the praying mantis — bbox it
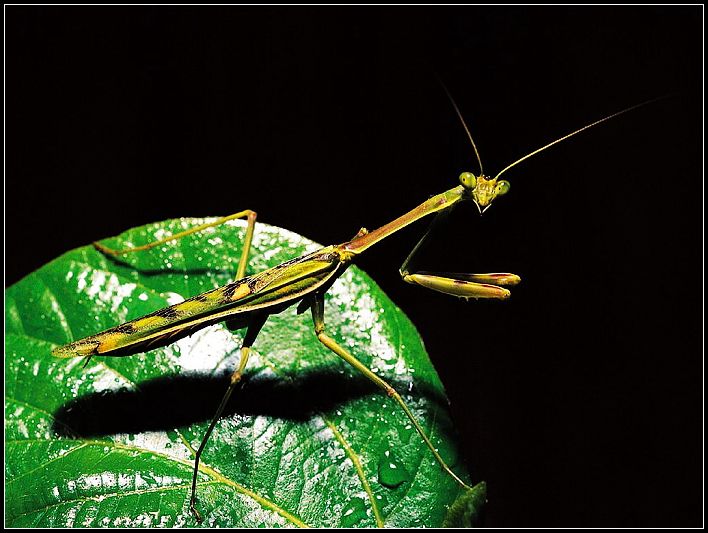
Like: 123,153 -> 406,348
51,89 -> 658,522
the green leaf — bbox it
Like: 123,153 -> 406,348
5,218 -> 484,528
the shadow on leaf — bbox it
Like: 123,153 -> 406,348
99,251 -> 236,279
52,368 -> 449,439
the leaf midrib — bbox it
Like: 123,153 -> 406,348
6,434 -> 311,528
7,284 -> 310,527
257,352 -> 385,527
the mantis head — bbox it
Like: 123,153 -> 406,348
441,85 -> 510,214
442,82 -> 660,218
458,172 -> 510,214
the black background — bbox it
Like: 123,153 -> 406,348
6,6 -> 702,527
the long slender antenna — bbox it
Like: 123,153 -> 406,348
439,80 -> 485,176
494,96 -> 668,181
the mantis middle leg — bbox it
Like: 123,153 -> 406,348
310,293 -> 472,491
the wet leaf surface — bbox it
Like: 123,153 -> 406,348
5,218 -> 484,527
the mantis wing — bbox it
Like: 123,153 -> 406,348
51,247 -> 344,358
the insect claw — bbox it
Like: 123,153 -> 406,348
190,498 -> 203,523
82,355 -> 93,368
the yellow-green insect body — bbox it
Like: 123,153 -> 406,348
52,246 -> 348,359
49,90 -> 658,522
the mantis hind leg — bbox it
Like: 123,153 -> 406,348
188,314 -> 267,523
94,209 -> 258,282
309,294 -> 472,491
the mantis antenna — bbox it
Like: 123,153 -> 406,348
440,81 -> 485,176
494,96 -> 668,181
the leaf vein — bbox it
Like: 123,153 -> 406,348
385,404 -> 439,520
9,480 -> 214,524
257,351 -> 382,527
6,396 -> 75,435
8,437 -> 310,528
6,443 -> 88,486
324,418 -> 383,527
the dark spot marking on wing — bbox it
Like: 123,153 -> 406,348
155,306 -> 181,319
220,282 -> 239,301
248,277 -> 263,292
114,323 -> 137,334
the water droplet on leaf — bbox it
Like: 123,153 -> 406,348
340,497 -> 367,527
378,450 -> 409,488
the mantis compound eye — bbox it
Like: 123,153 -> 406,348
459,172 -> 477,189
495,180 -> 511,196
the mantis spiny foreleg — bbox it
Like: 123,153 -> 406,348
398,210 -> 520,300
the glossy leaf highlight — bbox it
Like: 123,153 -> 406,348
5,218 -> 484,527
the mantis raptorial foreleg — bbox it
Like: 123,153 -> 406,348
189,313 -> 268,523
310,293 -> 472,491
402,271 -> 520,299
398,209 -> 520,299
94,209 -> 258,281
